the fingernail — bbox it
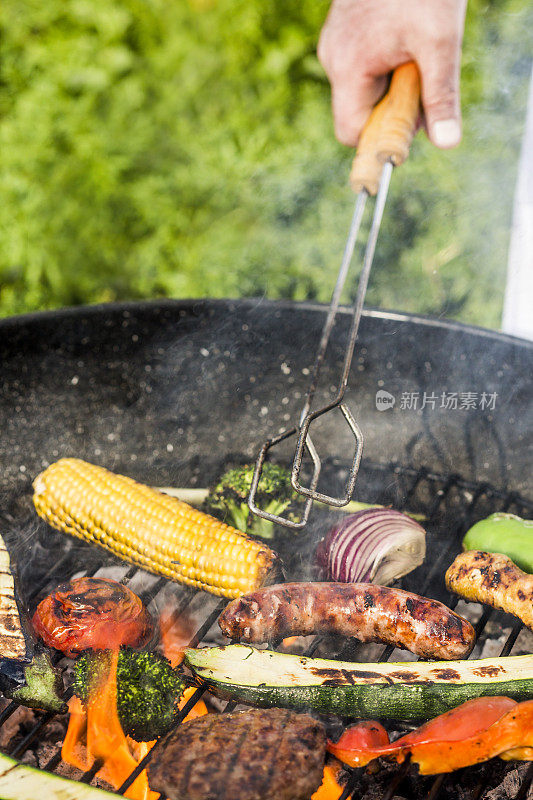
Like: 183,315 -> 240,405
432,119 -> 461,148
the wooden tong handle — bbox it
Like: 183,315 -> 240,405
350,62 -> 421,195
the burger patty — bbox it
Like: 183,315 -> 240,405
147,707 -> 326,800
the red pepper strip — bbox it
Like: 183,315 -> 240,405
393,696 -> 517,748
408,700 -> 533,774
332,721 -> 391,751
328,697 -> 517,769
326,721 -> 390,768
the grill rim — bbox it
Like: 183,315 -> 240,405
1,297 -> 532,350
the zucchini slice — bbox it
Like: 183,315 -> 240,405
0,752 -> 117,799
0,532 -> 65,712
185,645 -> 533,721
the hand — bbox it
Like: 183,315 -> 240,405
318,0 -> 467,149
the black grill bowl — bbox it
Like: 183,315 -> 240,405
0,298 -> 531,800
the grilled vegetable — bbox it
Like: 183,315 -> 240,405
185,645 -> 533,721
0,531 -> 65,713
446,551 -> 533,630
0,532 -> 29,662
0,751 -> 118,799
72,647 -> 185,741
32,577 -> 153,657
203,463 -> 302,539
328,696 -> 533,773
219,582 -> 475,660
331,720 -> 391,758
33,458 -> 279,599
159,486 -> 426,521
462,514 -> 533,573
311,764 -> 344,800
316,509 -> 426,585
7,651 -> 66,713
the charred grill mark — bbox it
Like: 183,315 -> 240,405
479,564 -> 502,589
312,667 -> 393,685
178,710 -> 217,798
430,668 -> 461,680
352,670 -> 393,683
428,613 -> 474,648
404,596 -> 441,620
389,671 -> 420,681
234,598 -> 259,619
261,708 -> 292,799
52,597 -> 66,619
280,587 -> 295,604
364,592 -> 375,609
311,668 -> 345,682
472,666 -> 505,677
221,714 -> 263,800
341,669 -> 356,685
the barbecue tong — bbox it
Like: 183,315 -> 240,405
249,63 -> 421,529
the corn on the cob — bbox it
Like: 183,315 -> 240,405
33,458 -> 279,599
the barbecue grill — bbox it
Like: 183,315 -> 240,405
0,298 -> 532,799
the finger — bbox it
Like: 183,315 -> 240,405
416,42 -> 462,148
330,72 -> 388,147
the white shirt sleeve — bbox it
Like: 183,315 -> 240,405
502,65 -> 533,341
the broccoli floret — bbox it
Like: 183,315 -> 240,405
203,463 -> 301,539
72,647 -> 184,742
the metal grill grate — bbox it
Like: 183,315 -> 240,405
1,460 -> 532,800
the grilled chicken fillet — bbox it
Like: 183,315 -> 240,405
147,708 -> 326,800
219,582 -> 475,660
445,550 -> 533,630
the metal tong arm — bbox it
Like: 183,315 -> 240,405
249,63 -> 421,528
299,62 -> 422,423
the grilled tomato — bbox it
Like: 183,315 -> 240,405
32,577 -> 153,656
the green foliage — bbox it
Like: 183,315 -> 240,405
0,0 -> 531,326
72,647 -> 184,742
203,462 -> 301,538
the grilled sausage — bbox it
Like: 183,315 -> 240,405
219,582 -> 475,660
445,550 -> 533,630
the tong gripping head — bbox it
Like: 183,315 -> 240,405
249,63 -> 421,528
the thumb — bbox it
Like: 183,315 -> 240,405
417,46 -> 462,149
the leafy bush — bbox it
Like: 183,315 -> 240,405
0,0 -> 531,326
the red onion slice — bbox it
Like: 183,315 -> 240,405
317,509 -> 426,585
